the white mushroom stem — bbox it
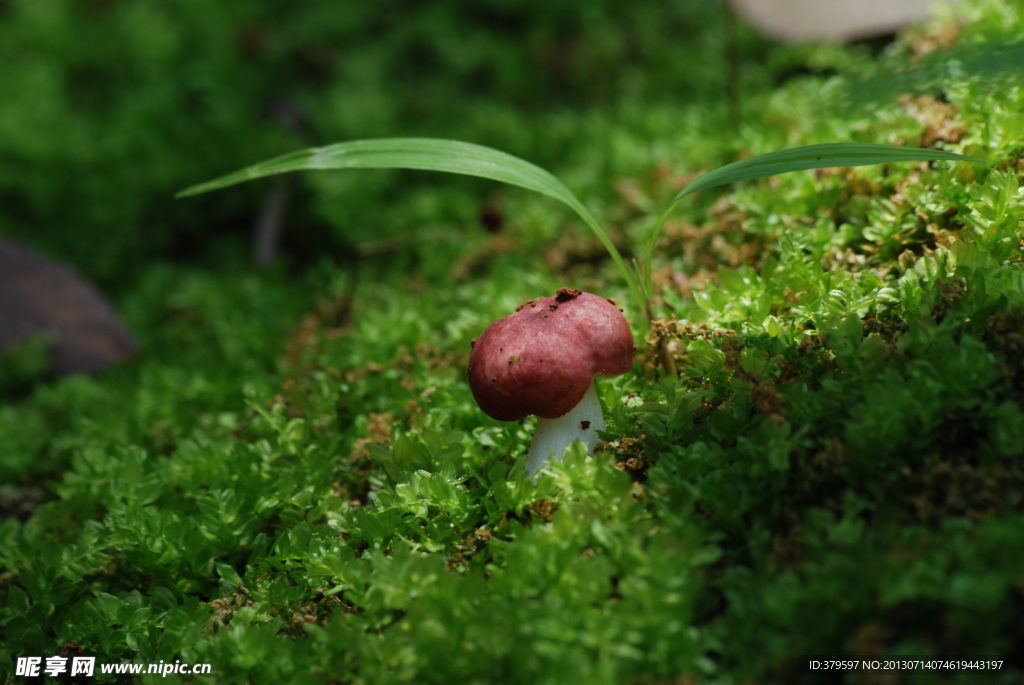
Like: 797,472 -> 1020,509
525,381 -> 605,476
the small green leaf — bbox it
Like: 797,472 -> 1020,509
215,562 -> 243,588
6,584 -> 29,612
634,402 -> 670,415
717,267 -> 747,294
762,315 -> 782,337
843,314 -> 863,345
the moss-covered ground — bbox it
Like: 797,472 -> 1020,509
2,1 -> 1024,683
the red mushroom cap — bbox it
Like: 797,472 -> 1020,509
467,288 -> 634,421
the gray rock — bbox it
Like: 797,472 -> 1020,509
729,0 -> 960,43
0,237 -> 137,375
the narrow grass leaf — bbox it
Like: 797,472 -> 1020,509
177,137 -> 641,311
672,143 -> 985,202
178,138 -> 573,206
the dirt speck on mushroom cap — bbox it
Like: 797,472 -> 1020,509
467,290 -> 633,421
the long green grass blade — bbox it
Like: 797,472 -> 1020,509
672,143 -> 985,203
177,137 -> 642,312
179,138 -> 569,204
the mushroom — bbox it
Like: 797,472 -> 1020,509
468,287 -> 634,475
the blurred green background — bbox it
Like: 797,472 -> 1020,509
0,0 -> 790,289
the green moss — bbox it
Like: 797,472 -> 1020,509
2,1 -> 1024,683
